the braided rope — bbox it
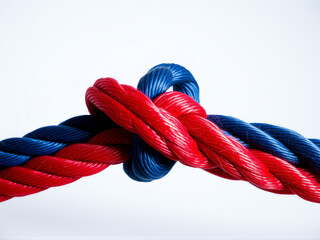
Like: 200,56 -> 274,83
209,115 -> 320,171
0,114 -> 116,167
0,128 -> 132,201
86,77 -> 320,201
0,63 -> 319,203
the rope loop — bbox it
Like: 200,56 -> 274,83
126,63 -> 200,182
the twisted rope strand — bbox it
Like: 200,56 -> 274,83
0,114 -> 115,167
209,115 -> 320,172
0,128 -> 132,201
86,78 -> 320,202
0,127 -> 319,202
0,63 -> 319,203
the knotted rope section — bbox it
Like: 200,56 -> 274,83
0,63 -> 320,203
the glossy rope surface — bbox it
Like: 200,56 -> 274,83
0,63 -> 319,203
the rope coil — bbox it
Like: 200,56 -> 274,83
0,63 -> 319,203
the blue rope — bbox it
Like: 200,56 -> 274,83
123,63 -> 200,182
252,123 -> 320,172
1,63 -> 319,181
0,114 -> 115,167
208,115 -> 320,173
123,64 -> 320,180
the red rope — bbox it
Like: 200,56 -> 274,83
0,128 -> 132,201
0,77 -> 319,203
86,78 -> 320,203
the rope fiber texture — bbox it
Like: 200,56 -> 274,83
0,63 -> 320,203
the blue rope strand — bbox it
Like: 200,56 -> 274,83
252,123 -> 320,172
123,63 -> 200,182
208,115 -> 300,164
310,139 -> 320,148
1,63 -> 319,181
0,114 -> 114,167
0,138 -> 66,156
123,63 -> 320,180
209,115 -> 320,173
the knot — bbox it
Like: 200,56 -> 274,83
1,63 -> 320,203
86,76 -> 210,168
125,64 -> 200,181
86,73 -> 285,191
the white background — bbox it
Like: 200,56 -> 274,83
0,0 -> 320,239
